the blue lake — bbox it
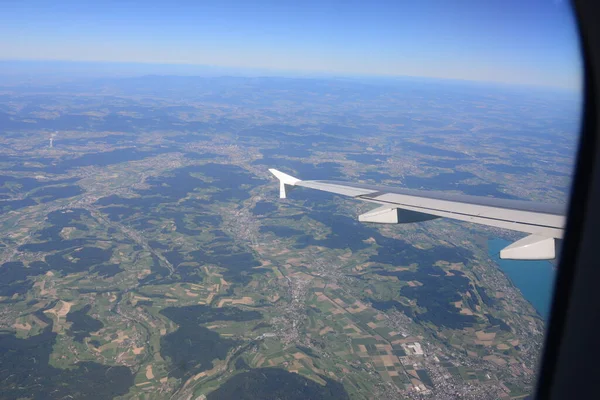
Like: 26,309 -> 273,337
488,238 -> 556,320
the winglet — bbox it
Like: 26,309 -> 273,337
269,169 -> 301,199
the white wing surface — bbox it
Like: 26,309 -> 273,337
269,168 -> 565,260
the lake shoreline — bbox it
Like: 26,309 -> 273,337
487,238 -> 556,320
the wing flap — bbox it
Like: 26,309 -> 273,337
499,235 -> 556,260
359,206 -> 439,224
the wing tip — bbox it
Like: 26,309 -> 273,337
269,168 -> 301,185
269,168 -> 301,199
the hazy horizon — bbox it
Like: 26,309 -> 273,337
0,59 -> 582,95
0,0 -> 583,90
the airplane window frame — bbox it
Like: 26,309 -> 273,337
536,0 -> 600,398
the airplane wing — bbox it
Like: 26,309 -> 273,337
269,168 -> 566,260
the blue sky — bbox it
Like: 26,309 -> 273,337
0,0 -> 582,89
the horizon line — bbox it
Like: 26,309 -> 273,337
0,58 -> 582,93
